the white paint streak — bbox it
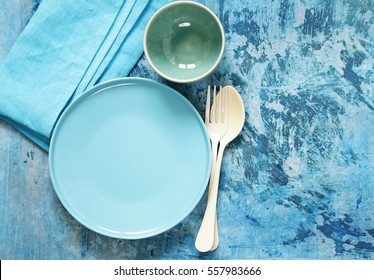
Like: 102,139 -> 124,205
284,126 -> 307,178
315,215 -> 324,226
265,100 -> 286,113
293,0 -> 306,28
274,116 -> 285,147
284,154 -> 304,178
314,40 -> 345,75
227,32 -> 249,51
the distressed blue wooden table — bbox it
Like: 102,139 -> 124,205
1,0 -> 373,259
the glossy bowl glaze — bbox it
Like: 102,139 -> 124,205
144,1 -> 225,83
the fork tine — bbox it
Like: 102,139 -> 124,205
218,86 -> 223,123
211,86 -> 216,123
205,86 -> 211,123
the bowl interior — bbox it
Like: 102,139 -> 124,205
145,2 -> 224,82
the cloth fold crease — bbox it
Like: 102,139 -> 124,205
0,0 -> 169,150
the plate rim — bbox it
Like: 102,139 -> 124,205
48,77 -> 211,239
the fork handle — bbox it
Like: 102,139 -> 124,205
195,141 -> 227,252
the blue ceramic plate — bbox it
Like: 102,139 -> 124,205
49,78 -> 211,239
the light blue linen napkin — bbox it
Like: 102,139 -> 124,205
0,0 -> 169,150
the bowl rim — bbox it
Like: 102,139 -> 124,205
143,1 -> 225,83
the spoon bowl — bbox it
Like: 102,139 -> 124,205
220,86 -> 245,144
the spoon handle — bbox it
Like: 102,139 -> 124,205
208,140 -> 219,251
195,141 -> 227,252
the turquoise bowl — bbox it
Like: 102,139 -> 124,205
144,1 -> 225,83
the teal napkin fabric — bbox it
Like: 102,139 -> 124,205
0,0 -> 169,150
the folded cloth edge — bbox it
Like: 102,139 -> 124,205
0,0 -> 170,151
